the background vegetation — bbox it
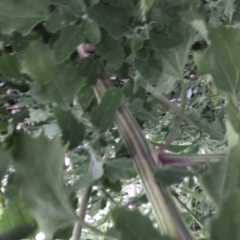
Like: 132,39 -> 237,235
0,0 -> 239,240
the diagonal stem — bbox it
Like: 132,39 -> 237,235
94,72 -> 195,240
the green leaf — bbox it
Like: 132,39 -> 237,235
53,24 -> 85,64
211,192 -> 240,240
0,0 -> 49,35
188,109 -> 225,140
155,167 -> 194,186
77,85 -> 94,110
96,32 -> 125,69
0,202 -> 36,240
200,161 -> 227,205
0,148 -> 11,181
54,108 -> 85,150
45,8 -> 64,33
0,54 -> 21,80
131,34 -> 144,52
154,36 -> 193,94
140,0 -> 156,21
104,158 -> 136,182
111,208 -> 167,240
193,25 -> 240,98
133,54 -> 161,84
227,101 -> 240,136
201,144 -> 240,205
150,25 -> 184,50
0,224 -> 36,240
10,33 -> 38,52
88,4 -> 129,38
12,133 -> 76,239
21,41 -> 84,107
90,89 -> 123,130
77,56 -> 101,84
29,108 -> 52,123
223,0 -> 236,22
69,172 -> 94,192
84,18 -> 101,44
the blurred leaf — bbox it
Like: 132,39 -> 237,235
193,25 -> 240,98
77,57 -> 100,84
45,8 -> 64,33
84,18 -> 101,44
42,123 -> 60,138
77,85 -> 94,110
155,37 -> 193,94
104,158 -> 136,182
133,54 -> 161,84
91,160 -> 104,180
53,25 -> 85,64
188,109 -> 225,140
0,224 -> 36,240
211,192 -> 240,240
150,25 -> 184,50
226,120 -> 239,149
0,0 -> 49,35
69,172 -> 94,192
155,167 -> 194,186
88,4 -> 129,38
90,89 -> 123,130
201,144 -> 240,205
96,32 -> 125,69
128,98 -> 143,114
131,34 -> 144,52
10,33 -> 38,52
54,108 -> 85,150
0,202 -> 36,240
21,41 -> 84,107
29,108 -> 52,123
12,133 -> 76,239
140,0 -> 155,21
223,0 -> 236,21
227,101 -> 240,136
0,148 -> 11,181
111,208 -> 167,240
0,54 -> 21,79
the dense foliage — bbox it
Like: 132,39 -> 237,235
0,0 -> 240,239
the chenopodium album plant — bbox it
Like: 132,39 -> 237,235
0,0 -> 239,239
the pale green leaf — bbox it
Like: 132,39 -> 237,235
0,54 -> 21,80
104,158 -> 136,182
155,36 -> 193,94
111,208 -> 167,240
150,25 -> 184,49
45,8 -> 64,33
53,25 -> 85,64
90,89 -> 123,129
88,4 -> 129,38
84,19 -> 101,44
0,202 -> 36,239
223,0 -> 236,22
193,25 -> 240,98
211,192 -> 240,240
21,41 -> 84,107
12,133 -> 76,239
96,32 -> 125,69
0,148 -> 11,181
29,108 -> 52,123
54,108 -> 85,150
0,0 -> 49,35
140,0 -> 155,21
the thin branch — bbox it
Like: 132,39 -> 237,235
71,186 -> 92,240
162,81 -> 187,151
146,85 -> 198,128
